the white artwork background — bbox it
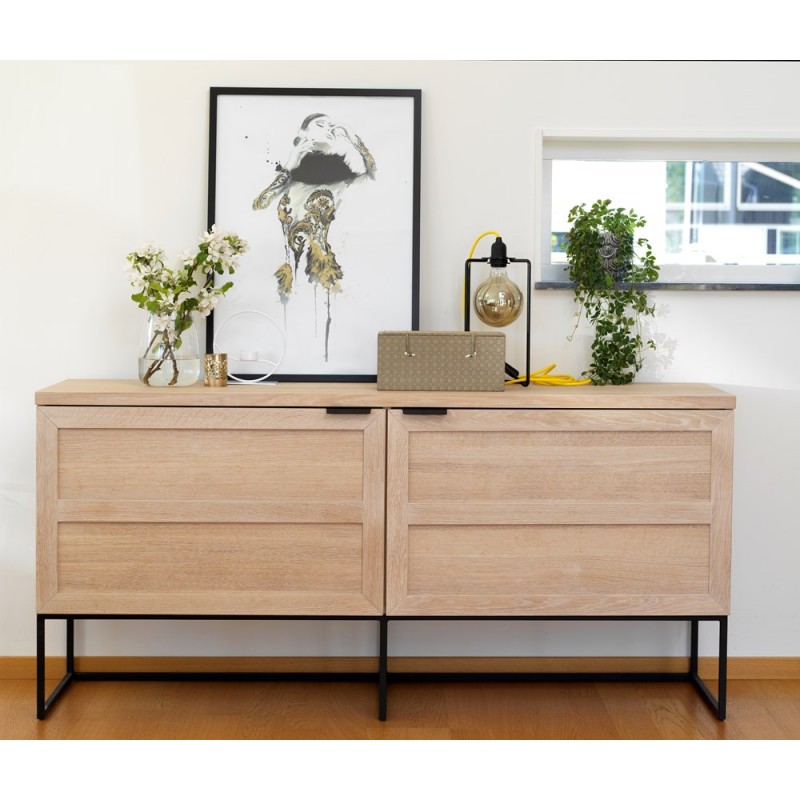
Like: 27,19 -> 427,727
212,93 -> 416,376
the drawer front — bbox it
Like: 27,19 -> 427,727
37,407 -> 385,615
386,408 -> 733,616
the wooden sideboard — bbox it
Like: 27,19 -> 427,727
35,380 -> 735,720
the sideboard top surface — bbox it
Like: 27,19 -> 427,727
35,380 -> 736,410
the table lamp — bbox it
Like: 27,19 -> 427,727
465,236 -> 531,386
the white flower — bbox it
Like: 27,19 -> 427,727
177,284 -> 202,304
202,225 -> 223,247
153,312 -> 177,334
127,227 -> 247,328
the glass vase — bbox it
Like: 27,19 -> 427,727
138,313 -> 200,387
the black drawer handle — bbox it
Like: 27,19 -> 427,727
326,407 -> 372,414
402,408 -> 448,415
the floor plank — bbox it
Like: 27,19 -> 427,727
2,677 -> 799,740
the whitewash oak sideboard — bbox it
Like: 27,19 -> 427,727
35,380 -> 735,720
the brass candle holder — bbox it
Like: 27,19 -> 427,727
204,353 -> 228,387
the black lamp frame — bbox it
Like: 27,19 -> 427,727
464,256 -> 532,387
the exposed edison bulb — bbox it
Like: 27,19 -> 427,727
474,266 -> 523,328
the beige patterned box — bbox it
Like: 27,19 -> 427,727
377,331 -> 506,391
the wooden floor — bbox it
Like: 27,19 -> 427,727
3,676 -> 800,739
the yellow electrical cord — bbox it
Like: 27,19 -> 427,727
506,364 -> 591,386
462,230 -> 502,316
464,230 -> 591,387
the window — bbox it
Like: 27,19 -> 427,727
536,131 -> 800,288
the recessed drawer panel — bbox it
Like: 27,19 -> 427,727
408,430 -> 712,503
407,524 -> 710,596
58,428 -> 364,502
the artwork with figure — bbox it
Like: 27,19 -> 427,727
252,113 -> 377,362
208,89 -> 419,380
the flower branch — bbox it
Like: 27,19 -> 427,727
126,226 -> 248,385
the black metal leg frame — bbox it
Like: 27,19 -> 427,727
37,614 -> 728,722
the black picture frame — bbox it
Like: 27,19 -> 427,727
207,87 -> 421,382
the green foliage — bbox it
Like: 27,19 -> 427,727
565,199 -> 659,385
126,228 -> 247,334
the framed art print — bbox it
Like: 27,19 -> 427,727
207,87 -> 421,381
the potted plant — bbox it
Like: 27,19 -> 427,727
564,199 -> 660,385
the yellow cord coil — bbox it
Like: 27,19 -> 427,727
465,231 -> 590,386
506,364 -> 591,386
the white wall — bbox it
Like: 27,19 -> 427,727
2,60 -> 799,660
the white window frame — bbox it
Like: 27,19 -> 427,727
534,129 -> 800,288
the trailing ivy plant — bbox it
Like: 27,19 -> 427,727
564,199 -> 660,385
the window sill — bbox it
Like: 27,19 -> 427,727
535,281 -> 800,291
